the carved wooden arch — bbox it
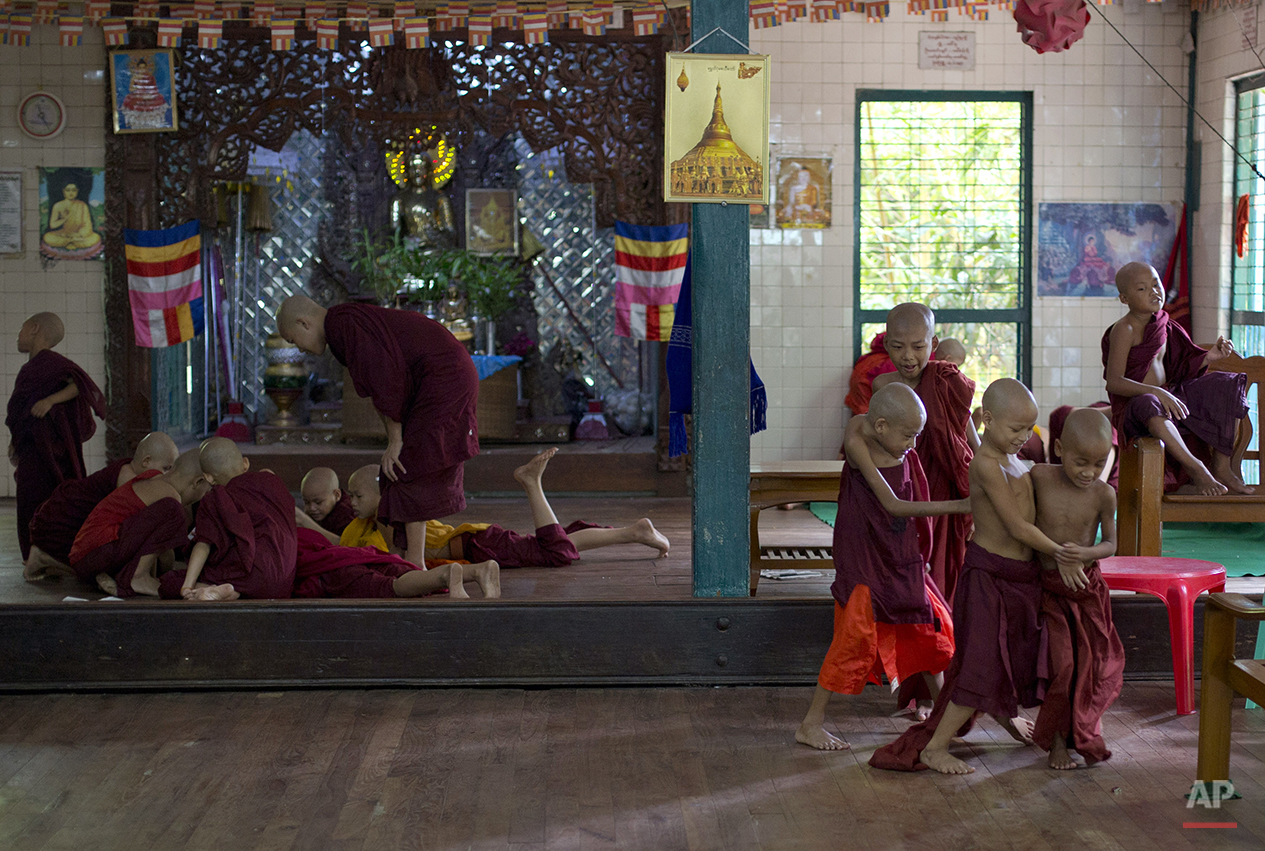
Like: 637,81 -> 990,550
103,19 -> 684,457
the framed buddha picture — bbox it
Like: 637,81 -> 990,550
664,53 -> 770,204
466,188 -> 518,255
774,156 -> 832,229
109,49 -> 179,134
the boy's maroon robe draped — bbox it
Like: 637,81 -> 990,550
324,304 -> 480,523
293,527 -> 423,598
158,471 -> 297,599
317,492 -> 356,536
6,350 -> 105,559
29,457 -> 129,564
1032,562 -> 1125,764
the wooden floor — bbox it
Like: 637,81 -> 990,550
0,682 -> 1262,850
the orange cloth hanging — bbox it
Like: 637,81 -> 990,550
1236,193 -> 1251,259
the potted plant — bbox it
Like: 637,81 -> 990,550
348,228 -> 408,305
459,252 -> 523,354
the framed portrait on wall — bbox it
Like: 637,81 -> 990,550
466,188 -> 518,255
774,155 -> 831,229
38,167 -> 106,261
1037,202 -> 1179,297
664,53 -> 770,204
109,49 -> 179,134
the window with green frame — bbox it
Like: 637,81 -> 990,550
1231,74 -> 1265,482
854,91 -> 1033,402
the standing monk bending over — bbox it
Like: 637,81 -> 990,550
7,312 -> 106,560
25,431 -> 179,580
1103,262 -> 1251,495
278,295 -> 479,567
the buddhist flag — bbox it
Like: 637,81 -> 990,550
194,0 -> 215,17
271,19 -> 295,48
103,17 -> 128,44
787,0 -> 808,18
8,13 -> 29,44
448,0 -> 469,25
546,0 -> 566,26
316,18 -> 338,47
433,1 -> 452,30
403,16 -> 428,46
522,10 -> 547,42
368,17 -> 393,45
812,0 -> 840,19
492,0 -> 516,28
253,0 -> 274,24
156,18 -> 183,46
468,13 -> 491,44
632,9 -> 660,35
59,16 -> 84,45
125,221 -> 205,349
0,16 -> 8,45
135,1 -> 158,18
221,3 -> 242,19
85,0 -> 110,22
392,2 -> 412,28
198,19 -> 222,47
750,1 -> 778,26
345,0 -> 367,29
614,222 -> 688,341
34,0 -> 56,24
304,2 -> 321,27
582,11 -> 605,35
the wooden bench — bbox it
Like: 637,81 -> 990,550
1116,354 -> 1265,557
749,461 -> 843,596
1197,592 -> 1265,783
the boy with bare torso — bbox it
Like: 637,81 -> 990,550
1030,407 -> 1125,769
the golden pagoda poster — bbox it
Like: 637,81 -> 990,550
664,53 -> 770,204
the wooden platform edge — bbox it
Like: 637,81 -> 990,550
0,596 -> 1258,691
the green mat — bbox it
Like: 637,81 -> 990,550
807,504 -> 1265,577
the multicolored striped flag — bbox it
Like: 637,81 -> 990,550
522,11 -> 547,43
368,18 -> 394,45
102,17 -> 128,44
614,221 -> 688,341
632,8 -> 660,34
546,0 -> 566,26
253,0 -> 275,25
124,220 -> 205,349
59,16 -> 84,46
403,16 -> 429,47
316,18 -> 338,47
135,1 -> 158,18
345,0 -> 367,28
304,2 -> 321,28
582,11 -> 605,35
198,19 -> 222,48
750,1 -> 779,27
156,18 -> 183,47
468,13 -> 491,44
194,0 -> 215,18
271,19 -> 295,49
34,0 -> 56,24
85,0 -> 110,21
7,13 -> 29,44
492,0 -> 517,28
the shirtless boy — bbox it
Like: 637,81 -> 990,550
1030,407 -> 1125,769
871,378 -> 1075,774
796,384 -> 968,751
1103,261 -> 1251,495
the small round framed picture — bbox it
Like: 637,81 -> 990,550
18,92 -> 67,141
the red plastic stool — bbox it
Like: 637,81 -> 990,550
1099,556 -> 1226,715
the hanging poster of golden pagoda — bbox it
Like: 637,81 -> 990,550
664,53 -> 771,204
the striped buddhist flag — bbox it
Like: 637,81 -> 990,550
522,11 -> 547,42
632,8 -> 659,34
403,16 -> 428,46
220,3 -> 242,19
102,17 -> 128,44
316,18 -> 338,46
930,8 -> 947,19
194,0 -> 215,17
125,221 -> 205,349
135,1 -> 158,18
546,0 -> 566,26
271,19 -> 295,48
345,0 -> 367,29
368,17 -> 393,44
582,11 -> 605,35
492,0 -> 516,28
433,1 -> 452,30
448,0 -> 469,25
59,16 -> 84,45
253,0 -> 275,24
750,1 -> 778,27
812,0 -> 839,19
170,3 -> 195,19
198,19 -> 222,47
468,13 -> 491,44
614,222 -> 688,342
34,0 -> 56,24
8,13 -> 29,44
156,18 -> 182,46
85,0 -> 110,21
304,2 -> 321,27
787,0 -> 808,19
0,16 -> 8,45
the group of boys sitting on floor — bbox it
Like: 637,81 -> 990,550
809,261 -> 1252,773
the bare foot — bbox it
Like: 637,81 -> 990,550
446,564 -> 469,599
1183,466 -> 1230,497
23,546 -> 69,581
1211,455 -> 1256,495
632,518 -> 671,558
129,557 -> 161,598
467,559 -> 501,599
993,714 -> 1035,745
513,448 -> 558,488
919,746 -> 974,774
96,573 -> 118,595
914,699 -> 935,722
186,583 -> 240,601
795,723 -> 850,750
1048,737 -> 1078,770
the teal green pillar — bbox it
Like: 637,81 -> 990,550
690,0 -> 751,598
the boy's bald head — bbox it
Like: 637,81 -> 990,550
935,337 -> 966,367
869,382 -> 926,430
165,449 -> 211,504
199,436 -> 249,485
276,295 -> 327,355
981,377 -> 1038,421
133,431 -> 179,474
346,464 -> 382,520
301,467 -> 339,499
26,312 -> 65,346
347,464 -> 381,495
1059,407 -> 1113,457
1115,261 -> 1159,293
886,302 -> 934,340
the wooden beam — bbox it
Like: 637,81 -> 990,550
690,0 -> 753,598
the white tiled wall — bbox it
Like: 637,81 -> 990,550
749,7 -> 1191,462
0,28 -> 108,497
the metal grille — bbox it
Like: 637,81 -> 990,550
854,93 -> 1031,388
515,135 -> 642,400
1232,75 -> 1265,483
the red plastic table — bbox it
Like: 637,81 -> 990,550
1099,556 -> 1227,715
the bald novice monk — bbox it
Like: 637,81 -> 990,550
69,449 -> 207,598
934,338 -> 967,368
1030,408 -> 1125,769
278,295 -> 480,568
158,437 -> 297,601
7,311 -> 106,560
872,378 -> 1078,774
1103,261 -> 1252,495
25,431 -> 180,580
797,384 -> 968,751
300,466 -> 355,536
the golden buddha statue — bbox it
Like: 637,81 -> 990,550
391,150 -> 455,249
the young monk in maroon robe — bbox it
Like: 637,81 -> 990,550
292,527 -> 471,600
796,384 -> 968,751
1103,261 -> 1251,495
1030,408 -> 1125,769
6,312 -> 106,560
158,437 -> 296,601
871,379 -> 1082,775
278,295 -> 480,568
24,432 -> 179,580
300,466 -> 356,537
844,332 -> 896,417
69,449 -> 207,598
